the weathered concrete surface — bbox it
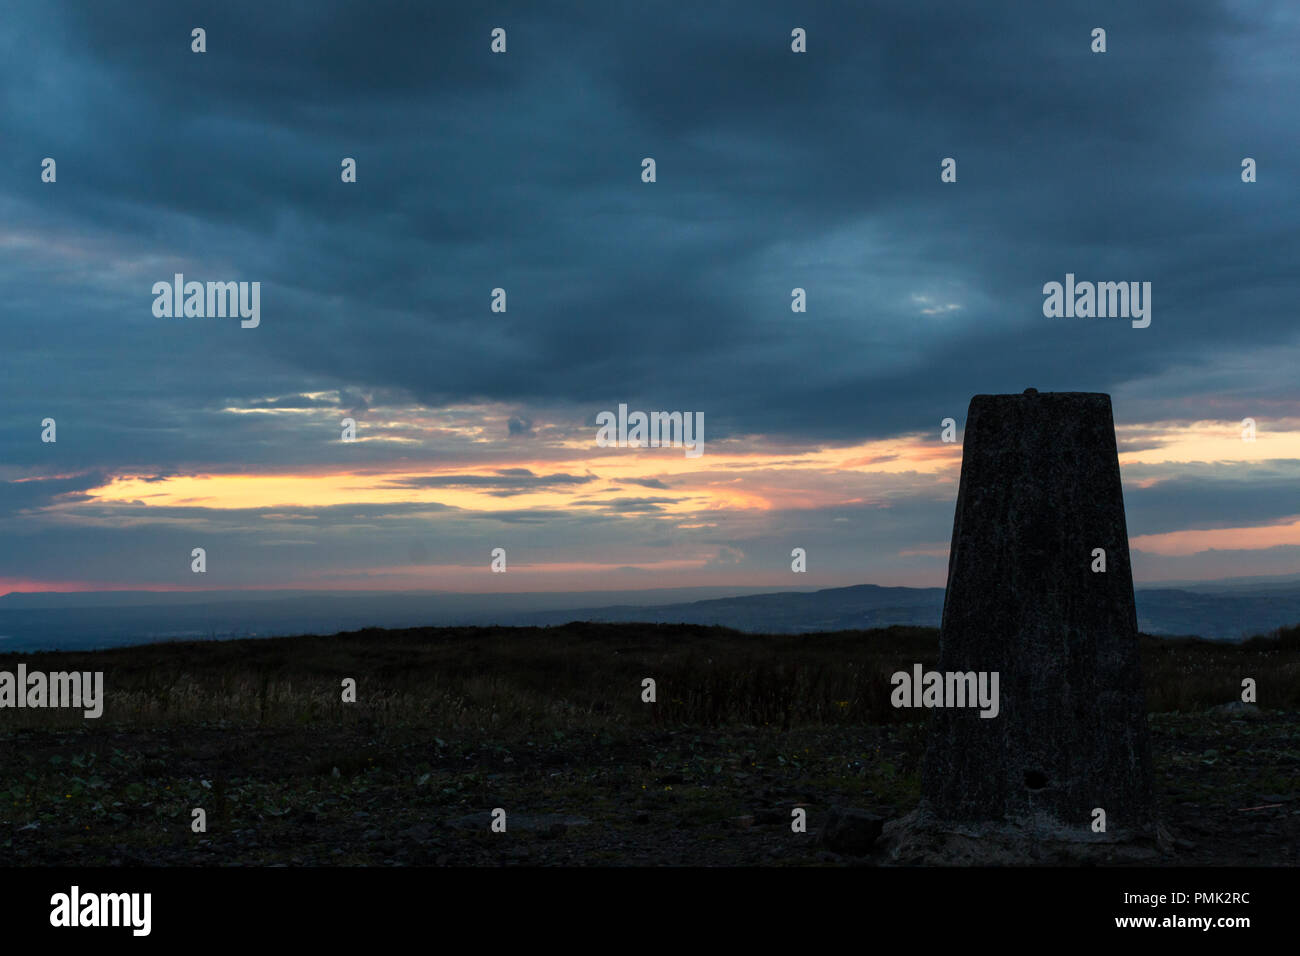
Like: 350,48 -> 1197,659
918,390 -> 1156,837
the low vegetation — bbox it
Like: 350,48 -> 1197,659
2,622 -> 1296,864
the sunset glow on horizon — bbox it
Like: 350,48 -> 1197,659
3,411 -> 1296,594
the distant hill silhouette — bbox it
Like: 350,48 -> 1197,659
2,580 -> 1299,651
510,584 -> 945,632
513,582 -> 1300,640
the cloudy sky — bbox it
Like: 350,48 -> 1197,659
2,0 -> 1298,595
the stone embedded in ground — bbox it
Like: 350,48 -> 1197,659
818,806 -> 884,855
443,812 -> 590,832
1207,701 -> 1262,720
920,390 -> 1156,834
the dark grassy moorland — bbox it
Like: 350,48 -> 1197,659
2,622 -> 1298,865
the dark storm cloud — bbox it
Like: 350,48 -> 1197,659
385,471 -> 596,493
244,395 -> 341,410
1124,467 -> 1300,536
0,471 -> 110,517
3,0 -> 1295,472
0,495 -> 620,586
575,497 -> 684,514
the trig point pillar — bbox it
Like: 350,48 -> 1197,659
921,389 -> 1156,835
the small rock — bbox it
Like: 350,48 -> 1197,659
818,806 -> 884,856
443,813 -> 487,831
397,823 -> 436,842
1207,702 -> 1262,719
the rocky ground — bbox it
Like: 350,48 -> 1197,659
4,708 -> 1296,866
